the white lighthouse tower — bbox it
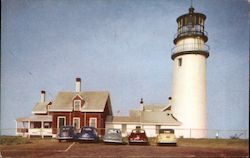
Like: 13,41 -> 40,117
171,6 -> 209,138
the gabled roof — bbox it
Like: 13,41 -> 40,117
143,104 -> 167,112
49,91 -> 112,113
106,115 -> 140,124
32,101 -> 51,114
140,111 -> 181,125
16,115 -> 52,122
106,109 -> 181,126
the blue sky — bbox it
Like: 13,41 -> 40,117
1,0 -> 249,135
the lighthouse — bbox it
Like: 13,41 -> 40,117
171,6 -> 209,138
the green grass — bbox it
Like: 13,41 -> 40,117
0,136 -> 31,145
122,137 -> 248,147
176,138 -> 249,148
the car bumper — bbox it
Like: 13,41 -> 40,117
129,140 -> 148,144
77,137 -> 96,141
103,139 -> 123,143
58,137 -> 74,140
157,140 -> 177,144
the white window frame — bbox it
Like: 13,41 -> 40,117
89,117 -> 97,128
57,116 -> 66,129
74,100 -> 81,111
73,117 -> 81,130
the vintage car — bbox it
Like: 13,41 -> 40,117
103,128 -> 123,144
128,129 -> 148,145
77,126 -> 99,142
156,129 -> 177,145
58,125 -> 77,142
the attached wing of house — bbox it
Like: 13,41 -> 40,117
16,101 -> 52,138
105,102 -> 181,137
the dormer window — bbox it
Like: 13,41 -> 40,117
74,100 -> 81,111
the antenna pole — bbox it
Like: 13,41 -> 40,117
191,0 -> 193,7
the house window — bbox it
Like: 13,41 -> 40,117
89,118 -> 97,128
178,58 -> 182,67
73,117 -> 80,130
44,122 -> 52,128
156,125 -> 161,134
74,100 -> 81,111
57,116 -> 66,129
30,122 -> 41,128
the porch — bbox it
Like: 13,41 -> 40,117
16,115 -> 52,138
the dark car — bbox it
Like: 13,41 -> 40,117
77,126 -> 99,142
128,129 -> 149,145
58,125 -> 77,142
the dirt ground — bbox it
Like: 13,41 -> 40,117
0,139 -> 248,158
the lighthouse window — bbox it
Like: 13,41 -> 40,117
178,58 -> 182,67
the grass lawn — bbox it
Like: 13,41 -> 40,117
176,138 -> 249,149
0,136 -> 31,145
0,136 -> 248,149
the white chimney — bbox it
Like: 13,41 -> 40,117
75,78 -> 81,92
40,90 -> 45,103
168,97 -> 172,105
140,98 -> 144,111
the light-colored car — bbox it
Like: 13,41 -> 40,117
156,129 -> 177,145
103,128 -> 123,144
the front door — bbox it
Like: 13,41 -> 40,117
57,116 -> 66,130
73,117 -> 80,131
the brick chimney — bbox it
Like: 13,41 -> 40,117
40,90 -> 45,103
75,78 -> 81,92
140,98 -> 144,111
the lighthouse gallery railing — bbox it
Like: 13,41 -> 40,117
171,43 -> 210,55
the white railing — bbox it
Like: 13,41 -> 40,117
171,43 -> 210,55
16,128 -> 52,137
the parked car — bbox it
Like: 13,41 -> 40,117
58,125 -> 77,142
128,129 -> 148,145
103,128 -> 123,144
77,126 -> 99,142
156,129 -> 177,145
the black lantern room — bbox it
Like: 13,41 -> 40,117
174,7 -> 208,44
171,6 -> 209,60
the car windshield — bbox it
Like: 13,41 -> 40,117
132,129 -> 145,133
159,129 -> 174,134
61,126 -> 73,131
81,127 -> 93,132
107,129 -> 121,134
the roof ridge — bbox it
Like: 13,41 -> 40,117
58,90 -> 109,93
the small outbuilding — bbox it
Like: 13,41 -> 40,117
105,98 -> 182,137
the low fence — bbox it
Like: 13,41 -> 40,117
173,128 -> 248,139
0,128 -> 249,139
